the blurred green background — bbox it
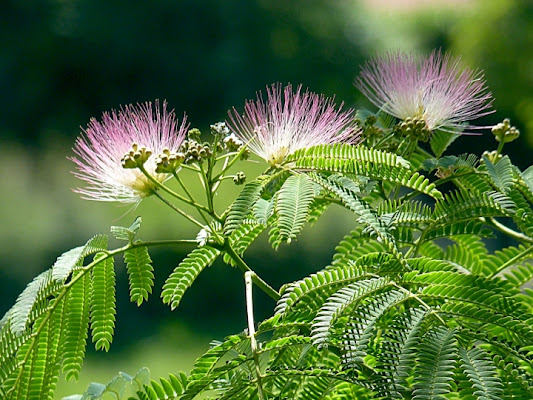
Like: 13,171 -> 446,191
1,0 -> 532,397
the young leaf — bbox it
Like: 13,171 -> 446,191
52,235 -> 108,282
62,271 -> 91,381
483,155 -> 513,193
110,216 -> 142,242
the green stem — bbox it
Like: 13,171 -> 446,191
495,140 -> 505,157
138,165 -> 211,214
199,162 -> 215,213
213,145 -> 249,182
484,217 -> 533,244
172,170 -> 214,225
390,281 -> 447,325
221,241 -> 280,301
489,244 -> 533,278
433,171 -> 488,187
152,191 -> 205,229
7,238 -> 196,396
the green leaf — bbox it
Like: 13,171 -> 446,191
377,308 -> 429,398
430,130 -> 460,157
124,247 -> 154,306
110,217 -> 142,242
412,327 -> 458,400
276,174 -> 316,243
287,143 -> 411,169
161,246 -> 220,310
222,222 -> 266,267
311,277 -> 390,348
459,347 -> 503,400
224,181 -> 263,234
483,155 -> 514,193
343,290 -> 408,367
52,235 -> 108,282
8,270 -> 60,335
521,165 -> 533,196
89,254 -> 116,352
62,271 -> 91,381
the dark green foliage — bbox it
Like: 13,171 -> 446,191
412,327 -> 458,400
459,347 -> 503,400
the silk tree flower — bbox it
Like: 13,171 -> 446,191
355,50 -> 493,132
71,101 -> 188,204
227,83 -> 360,166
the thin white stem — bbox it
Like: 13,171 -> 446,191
245,271 -> 265,400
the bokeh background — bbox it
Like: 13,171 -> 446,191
1,0 -> 532,397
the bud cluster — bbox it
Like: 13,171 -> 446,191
359,115 -> 383,139
181,137 -> 213,164
482,150 -> 503,164
121,143 -> 153,169
210,122 -> 231,136
492,118 -> 520,143
155,148 -> 185,173
233,171 -> 246,185
396,116 -> 431,142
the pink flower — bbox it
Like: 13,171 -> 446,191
71,100 -> 188,204
227,84 -> 360,165
355,50 -> 493,132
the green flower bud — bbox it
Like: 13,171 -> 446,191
492,118 -> 520,143
233,171 -> 246,185
188,128 -> 202,141
120,143 -> 152,169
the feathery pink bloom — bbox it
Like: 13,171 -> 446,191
227,84 -> 360,165
71,101 -> 188,204
355,50 -> 493,132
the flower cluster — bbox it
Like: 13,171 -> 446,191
71,101 -> 188,204
227,83 -> 360,165
355,50 -> 493,132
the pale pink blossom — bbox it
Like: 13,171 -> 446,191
355,50 -> 493,132
71,101 -> 188,204
227,84 -> 360,165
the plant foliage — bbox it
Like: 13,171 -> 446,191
1,61 -> 532,400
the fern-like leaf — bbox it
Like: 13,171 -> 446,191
483,155 -> 514,193
161,246 -> 220,310
276,174 -> 316,243
62,271 -> 91,381
459,347 -> 503,400
343,290 -> 408,367
311,277 -> 390,348
8,270 -> 58,335
412,327 -> 458,400
224,181 -> 263,234
52,235 -> 108,282
377,307 -> 429,398
89,254 -> 116,351
124,246 -> 154,306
